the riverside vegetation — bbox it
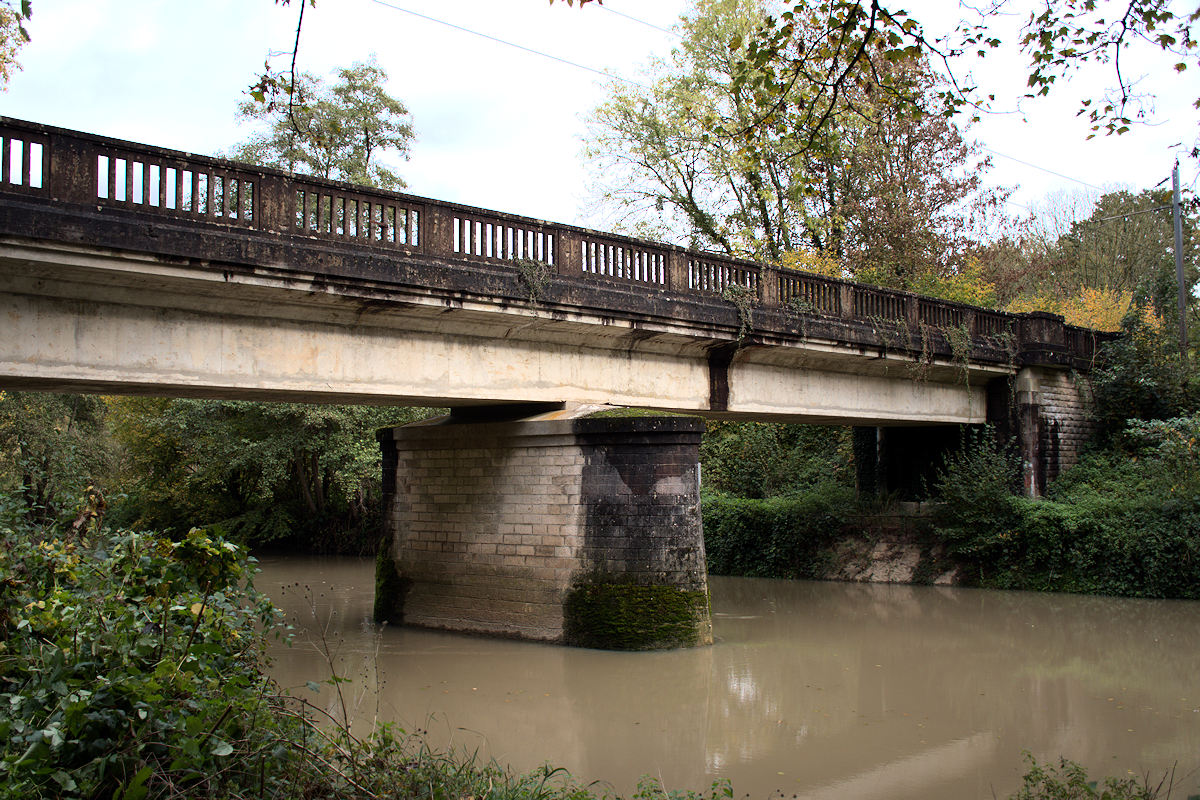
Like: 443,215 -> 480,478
0,494 -> 745,800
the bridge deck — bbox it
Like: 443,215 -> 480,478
0,117 -> 1106,424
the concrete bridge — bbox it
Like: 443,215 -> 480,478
0,118 -> 1106,648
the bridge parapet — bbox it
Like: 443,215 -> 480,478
0,116 -> 1106,373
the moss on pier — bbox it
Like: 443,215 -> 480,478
563,581 -> 711,650
373,534 -> 410,624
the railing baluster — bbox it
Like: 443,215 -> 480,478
20,139 -> 31,188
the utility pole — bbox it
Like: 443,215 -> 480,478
1174,160 -> 1187,359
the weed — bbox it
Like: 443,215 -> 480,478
721,283 -> 755,343
513,258 -> 553,303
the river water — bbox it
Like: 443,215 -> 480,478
256,557 -> 1200,800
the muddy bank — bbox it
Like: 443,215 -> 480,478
820,507 -> 961,586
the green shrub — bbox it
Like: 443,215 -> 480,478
703,483 -> 856,578
699,421 -> 851,499
929,427 -> 1023,559
1090,313 -> 1200,442
936,417 -> 1200,598
0,495 -> 652,800
0,507 -> 290,798
1009,754 -> 1161,800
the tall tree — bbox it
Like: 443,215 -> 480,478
831,56 -> 1005,287
1053,189 -> 1198,308
0,391 -> 115,525
586,0 -> 807,260
235,57 -> 414,191
586,0 -> 1000,288
106,398 -> 436,552
981,188 -> 1199,330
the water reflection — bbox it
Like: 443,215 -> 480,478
257,558 -> 1200,800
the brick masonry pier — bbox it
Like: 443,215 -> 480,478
375,409 -> 712,649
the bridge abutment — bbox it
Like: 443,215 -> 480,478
375,412 -> 712,649
1006,367 -> 1097,496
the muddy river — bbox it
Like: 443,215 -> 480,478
257,557 -> 1200,800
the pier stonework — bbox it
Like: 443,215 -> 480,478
375,412 -> 711,649
1010,366 -> 1098,496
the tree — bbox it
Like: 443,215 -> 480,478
0,0 -> 31,88
0,391 -> 115,524
586,0 -> 806,260
1090,309 -> 1200,439
731,1 -> 1199,159
106,398 -> 436,552
989,188 -> 1200,330
235,57 -> 414,191
700,419 -> 851,499
586,0 -> 1001,290
829,56 -> 1007,288
1054,189 -> 1198,312
1021,1 -> 1200,138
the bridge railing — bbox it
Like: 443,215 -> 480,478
0,117 -> 1105,366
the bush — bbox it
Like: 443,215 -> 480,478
0,504 -> 290,798
1009,754 -> 1161,800
1090,312 -> 1200,442
699,422 -> 851,499
703,483 -> 857,578
0,493 -> 745,800
933,418 -> 1200,598
929,427 -> 1023,559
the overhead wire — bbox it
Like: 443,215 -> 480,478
982,147 -> 1105,192
1090,205 -> 1172,223
597,4 -> 681,38
368,0 -> 651,89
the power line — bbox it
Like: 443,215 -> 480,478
368,0 -> 650,89
1090,204 -> 1172,223
598,5 -> 681,38
983,147 -> 1106,192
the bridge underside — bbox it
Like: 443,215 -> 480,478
0,239 -> 996,425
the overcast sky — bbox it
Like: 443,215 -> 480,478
2,0 -> 1196,235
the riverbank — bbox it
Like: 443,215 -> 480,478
704,414 -> 1200,601
822,525 -> 959,586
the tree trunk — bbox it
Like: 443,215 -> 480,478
294,454 -> 318,515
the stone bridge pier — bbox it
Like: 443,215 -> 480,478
374,407 -> 712,650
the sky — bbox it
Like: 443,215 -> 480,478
1,0 -> 1196,236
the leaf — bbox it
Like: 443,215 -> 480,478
210,739 -> 234,757
52,771 -> 77,791
118,766 -> 153,800
305,680 -> 320,693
